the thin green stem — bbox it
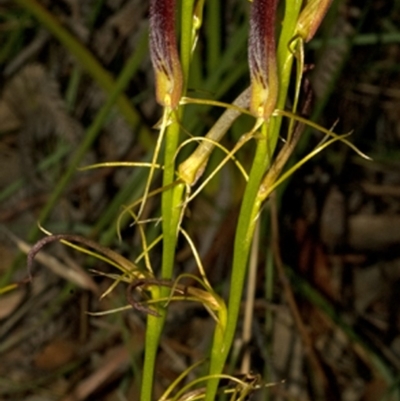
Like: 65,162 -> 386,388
140,2 -> 196,400
205,1 -> 303,398
205,122 -> 270,401
161,119 -> 185,283
269,0 -> 303,151
180,0 -> 196,93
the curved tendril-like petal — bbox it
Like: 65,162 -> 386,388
149,0 -> 183,108
248,0 -> 279,120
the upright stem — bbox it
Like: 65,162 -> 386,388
140,1 -> 196,399
205,0 -> 303,399
205,122 -> 270,401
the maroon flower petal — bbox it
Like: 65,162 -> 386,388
248,0 -> 279,120
149,0 -> 183,108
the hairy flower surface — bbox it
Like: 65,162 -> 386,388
248,0 -> 279,120
149,0 -> 182,108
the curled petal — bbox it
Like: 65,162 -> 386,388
248,0 -> 279,120
150,0 -> 183,108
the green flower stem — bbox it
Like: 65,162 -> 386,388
205,122 -> 270,401
141,2 -> 197,400
269,0 -> 303,152
180,0 -> 197,93
140,291 -> 163,401
161,0 -> 195,325
160,119 -> 185,284
205,2 -> 303,399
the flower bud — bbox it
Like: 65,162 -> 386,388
248,0 -> 279,120
149,0 -> 183,108
296,0 -> 333,43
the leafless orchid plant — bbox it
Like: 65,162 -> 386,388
9,0 -> 371,400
